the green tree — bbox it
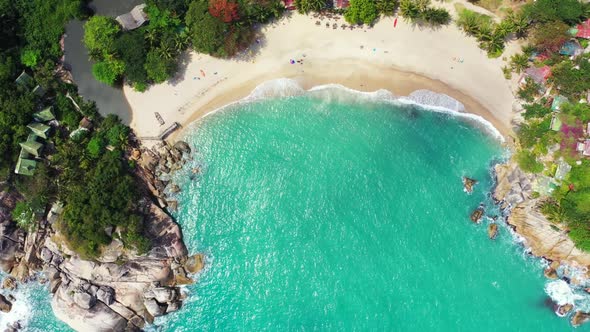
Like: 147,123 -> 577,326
516,150 -> 544,173
21,49 -> 40,68
399,0 -> 419,20
295,0 -> 328,13
531,20 -> 569,53
186,0 -> 227,55
345,0 -> 379,25
523,0 -> 584,24
145,50 -> 176,83
12,201 -> 36,230
83,16 -> 120,56
86,136 -> 106,159
92,59 -> 125,85
375,0 -> 397,16
420,7 -> 451,25
509,53 -> 529,74
115,30 -> 148,86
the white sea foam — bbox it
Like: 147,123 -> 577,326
545,280 -> 584,306
185,78 -> 506,143
0,286 -> 33,331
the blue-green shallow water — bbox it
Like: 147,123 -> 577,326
0,273 -> 72,331
156,90 -> 582,331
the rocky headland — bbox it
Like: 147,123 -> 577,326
494,160 -> 590,326
0,140 -> 202,332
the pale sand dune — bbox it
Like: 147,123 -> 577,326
125,11 -> 519,141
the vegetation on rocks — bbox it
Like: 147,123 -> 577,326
0,0 -> 151,258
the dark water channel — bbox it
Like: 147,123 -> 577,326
63,0 -> 144,124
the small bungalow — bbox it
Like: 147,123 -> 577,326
27,122 -> 51,139
14,71 -> 34,89
19,136 -> 43,158
577,140 -> 590,156
559,40 -> 583,58
116,4 -> 148,31
32,85 -> 45,97
554,158 -> 572,181
551,95 -> 568,112
533,175 -> 557,196
550,114 -> 563,131
46,202 -> 64,224
33,106 -> 56,122
15,155 -> 37,176
573,19 -> 590,39
333,0 -> 350,9
522,66 -> 552,86
79,117 -> 93,130
282,0 -> 296,10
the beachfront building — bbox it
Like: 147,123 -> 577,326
551,95 -> 568,112
27,122 -> 51,139
15,150 -> 38,176
116,4 -> 148,31
281,0 -> 296,10
15,71 -> 34,89
550,114 -> 563,131
572,19 -> 590,39
34,106 -> 56,123
554,158 -> 572,181
559,40 -> 583,58
19,135 -> 43,158
521,66 -> 552,86
333,0 -> 350,9
578,140 -> 590,156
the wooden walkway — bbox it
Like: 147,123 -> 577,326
139,122 -> 181,141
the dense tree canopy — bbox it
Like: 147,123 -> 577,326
345,0 -> 378,25
83,16 -> 121,56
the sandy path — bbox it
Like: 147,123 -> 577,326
125,10 -> 519,141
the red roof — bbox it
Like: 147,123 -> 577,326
283,0 -> 295,9
525,66 -> 552,85
334,0 -> 349,8
576,19 -> 590,39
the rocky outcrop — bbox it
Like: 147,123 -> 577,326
0,192 -> 25,273
488,223 -> 498,240
494,162 -> 590,268
0,293 -> 12,312
462,177 -> 477,193
572,311 -> 590,326
470,207 -> 484,223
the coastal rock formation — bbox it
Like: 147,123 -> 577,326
494,162 -> 590,269
488,223 -> 498,240
46,200 -> 192,331
0,192 -> 25,273
462,177 -> 477,193
557,303 -> 574,316
470,207 -> 484,223
572,311 -> 590,326
0,293 -> 12,313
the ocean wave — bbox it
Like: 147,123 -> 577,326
189,78 -> 505,143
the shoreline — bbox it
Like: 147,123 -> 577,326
126,13 -> 519,144
171,66 -> 514,144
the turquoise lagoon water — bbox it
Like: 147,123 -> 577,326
4,87 -> 586,331
155,88 -> 584,331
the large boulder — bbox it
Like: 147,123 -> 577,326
53,285 -> 127,332
151,287 -> 176,303
1,276 -> 17,290
572,311 -> 590,326
0,294 -> 12,312
73,291 -> 97,310
184,253 -> 205,274
144,298 -> 166,317
97,286 -> 115,305
173,141 -> 191,154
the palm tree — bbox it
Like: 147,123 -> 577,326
400,0 -> 420,20
485,31 -> 505,55
476,23 -> 493,42
510,53 -> 529,74
456,10 -> 479,36
145,29 -> 158,46
511,14 -> 530,39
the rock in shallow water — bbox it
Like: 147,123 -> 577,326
0,293 -> 12,312
184,253 -> 205,274
572,311 -> 590,326
488,223 -> 498,239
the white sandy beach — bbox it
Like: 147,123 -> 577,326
125,4 -> 520,140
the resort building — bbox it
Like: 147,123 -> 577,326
550,114 -> 562,132
554,158 -> 572,181
282,0 -> 296,10
333,0 -> 350,9
27,122 -> 51,139
19,135 -> 43,158
572,19 -> 590,39
522,66 -> 552,86
559,40 -> 583,58
34,106 -> 56,123
116,4 -> 148,31
14,71 -> 34,89
15,151 -> 38,177
551,95 -> 568,112
578,140 -> 590,156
